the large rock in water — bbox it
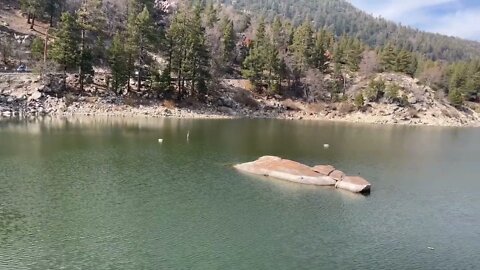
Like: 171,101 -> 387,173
234,156 -> 336,186
234,156 -> 372,193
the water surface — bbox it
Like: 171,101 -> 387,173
0,118 -> 479,269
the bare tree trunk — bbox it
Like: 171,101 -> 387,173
79,29 -> 85,92
30,15 -> 35,30
27,13 -> 31,24
137,36 -> 143,93
50,14 -> 54,27
177,59 -> 182,100
191,57 -> 197,96
127,54 -> 132,93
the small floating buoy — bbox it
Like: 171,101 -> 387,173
187,131 -> 190,142
323,144 -> 330,149
158,139 -> 163,143
427,247 -> 435,250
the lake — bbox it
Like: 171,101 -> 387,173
0,117 -> 479,269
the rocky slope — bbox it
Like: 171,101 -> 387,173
1,73 -> 479,127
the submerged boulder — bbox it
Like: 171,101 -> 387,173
234,156 -> 336,186
234,156 -> 372,193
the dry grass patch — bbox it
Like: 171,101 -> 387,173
233,91 -> 259,109
338,102 -> 355,114
307,103 -> 325,113
163,99 -> 176,109
282,99 -> 302,111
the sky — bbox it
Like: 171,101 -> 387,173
349,0 -> 480,41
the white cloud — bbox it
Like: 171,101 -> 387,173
426,9 -> 480,40
349,0 -> 480,40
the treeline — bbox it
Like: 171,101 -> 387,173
18,0 -> 480,105
220,0 -> 480,62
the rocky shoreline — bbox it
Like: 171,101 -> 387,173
1,93 -> 478,127
1,73 -> 479,127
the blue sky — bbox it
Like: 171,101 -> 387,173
349,0 -> 480,41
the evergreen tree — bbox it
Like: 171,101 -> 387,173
21,0 -> 45,29
381,44 -> 398,72
242,46 -> 264,88
311,31 -> 328,72
271,16 -> 283,50
50,12 -> 80,88
127,5 -> 157,92
77,0 -> 105,91
448,89 -> 464,107
45,0 -> 64,26
406,54 -> 418,77
30,37 -> 44,61
395,50 -> 411,73
222,20 -> 236,65
205,1 -> 218,28
167,9 -> 189,97
108,33 -> 129,94
289,21 -> 313,74
185,6 -> 210,95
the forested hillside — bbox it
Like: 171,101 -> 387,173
221,0 -> 480,62
1,0 -> 479,109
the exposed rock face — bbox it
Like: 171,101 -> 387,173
234,156 -> 372,194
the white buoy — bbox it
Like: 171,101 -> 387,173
158,139 -> 163,143
187,131 -> 190,142
323,144 -> 330,149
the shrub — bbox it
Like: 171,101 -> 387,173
354,92 -> 364,108
399,94 -> 410,107
30,37 -> 44,61
448,89 -> 464,107
385,84 -> 400,102
163,99 -> 176,109
364,79 -> 385,102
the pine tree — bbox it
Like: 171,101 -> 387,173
406,54 -> 418,77
30,37 -> 44,61
205,1 -> 218,28
127,5 -> 157,92
108,33 -> 129,94
21,0 -> 45,29
51,12 -> 80,77
265,43 -> 279,91
381,44 -> 398,72
167,9 -> 189,97
448,89 -> 463,107
395,50 -> 411,73
345,38 -> 363,72
290,21 -> 313,74
185,6 -> 210,96
271,16 -> 283,50
77,0 -> 105,91
45,0 -> 64,26
311,32 -> 328,72
242,46 -> 264,88
222,20 -> 236,65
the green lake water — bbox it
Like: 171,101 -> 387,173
0,117 -> 479,269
